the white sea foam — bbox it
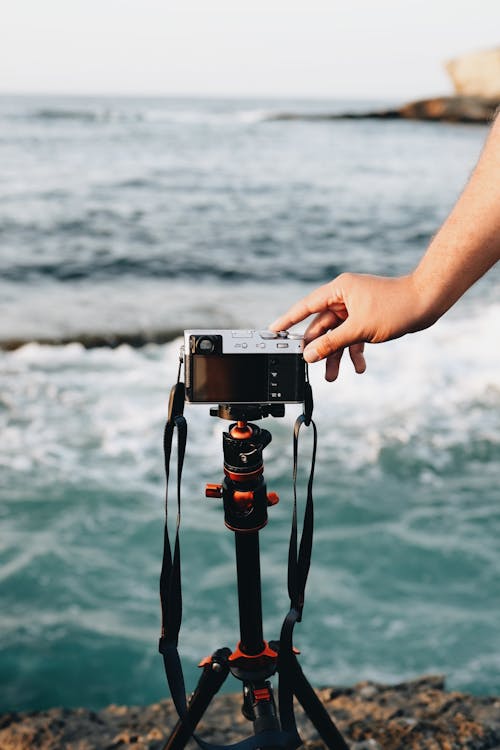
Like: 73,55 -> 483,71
1,299 -> 498,485
308,300 -> 500,470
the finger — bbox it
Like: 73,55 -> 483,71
349,343 -> 366,374
304,310 -> 341,345
303,319 -> 358,363
325,349 -> 344,381
269,283 -> 340,332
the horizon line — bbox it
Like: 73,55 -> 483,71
0,88 -> 450,103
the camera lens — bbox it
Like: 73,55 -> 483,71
197,336 -> 216,354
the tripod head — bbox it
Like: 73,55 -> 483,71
205,415 -> 276,534
207,404 -> 283,532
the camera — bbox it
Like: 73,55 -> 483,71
184,329 -> 305,404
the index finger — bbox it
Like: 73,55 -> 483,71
269,283 -> 335,332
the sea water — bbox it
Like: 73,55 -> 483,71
0,95 -> 499,712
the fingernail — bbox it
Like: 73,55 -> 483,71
304,348 -> 319,363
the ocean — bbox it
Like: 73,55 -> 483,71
0,95 -> 499,713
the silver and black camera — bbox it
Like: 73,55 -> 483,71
184,330 -> 305,404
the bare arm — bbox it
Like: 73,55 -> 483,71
270,114 -> 500,381
412,114 -> 500,322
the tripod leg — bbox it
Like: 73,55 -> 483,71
290,657 -> 349,750
164,651 -> 231,750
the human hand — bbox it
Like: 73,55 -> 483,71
270,273 -> 426,380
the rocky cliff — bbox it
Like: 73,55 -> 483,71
446,48 -> 500,99
1,676 -> 500,750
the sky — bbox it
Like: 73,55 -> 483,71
0,0 -> 499,100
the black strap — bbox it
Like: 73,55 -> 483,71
287,412 -> 316,616
159,380 -> 188,718
278,384 -> 317,741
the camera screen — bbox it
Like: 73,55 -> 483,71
192,354 -> 268,402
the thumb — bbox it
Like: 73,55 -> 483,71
303,318 -> 360,363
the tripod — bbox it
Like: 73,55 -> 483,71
160,399 -> 349,750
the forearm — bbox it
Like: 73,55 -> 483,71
271,114 -> 500,377
411,114 -> 500,326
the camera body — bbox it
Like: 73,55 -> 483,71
184,329 -> 305,405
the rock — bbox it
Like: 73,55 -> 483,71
397,95 -> 500,124
0,328 -> 184,351
267,96 -> 499,125
1,675 -> 499,749
351,741 -> 383,750
358,683 -> 379,700
446,48 -> 500,98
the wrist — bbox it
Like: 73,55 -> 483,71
406,269 -> 444,331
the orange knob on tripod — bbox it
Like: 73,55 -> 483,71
205,483 -> 223,498
267,492 -> 279,506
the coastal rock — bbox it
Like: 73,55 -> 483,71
1,675 -> 500,749
0,329 -> 184,351
446,48 -> 500,98
268,96 -> 499,125
396,95 -> 499,123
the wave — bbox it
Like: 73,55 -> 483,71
0,257 -> 345,284
308,300 -> 500,476
0,218 -> 433,286
23,107 -> 149,124
29,107 -> 108,122
2,301 -> 499,482
142,107 -> 269,125
14,106 -> 270,126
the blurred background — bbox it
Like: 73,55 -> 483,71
0,0 -> 499,712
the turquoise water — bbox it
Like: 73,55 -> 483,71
0,96 -> 499,711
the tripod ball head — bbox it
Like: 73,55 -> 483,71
223,423 -> 271,476
215,422 -> 271,533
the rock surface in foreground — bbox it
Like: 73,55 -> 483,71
1,675 -> 500,750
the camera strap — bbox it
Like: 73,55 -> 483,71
277,379 -> 316,741
158,376 -> 187,720
159,370 -> 316,750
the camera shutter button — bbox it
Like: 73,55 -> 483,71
259,331 -> 278,339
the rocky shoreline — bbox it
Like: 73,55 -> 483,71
0,328 -> 184,351
1,676 -> 499,750
268,96 -> 500,124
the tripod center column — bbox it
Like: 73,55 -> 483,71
221,420 -> 274,656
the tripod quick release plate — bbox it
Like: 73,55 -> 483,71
210,403 -> 285,421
